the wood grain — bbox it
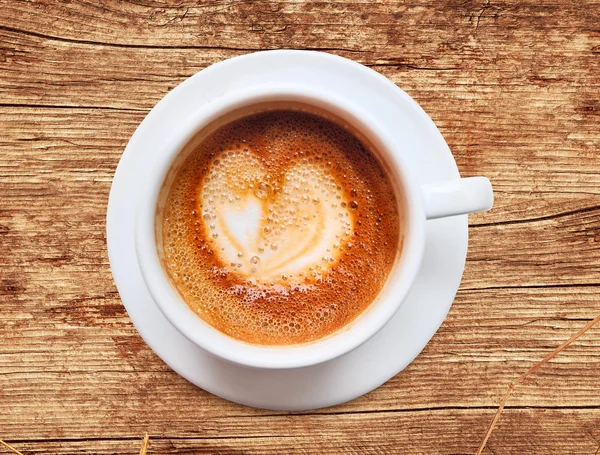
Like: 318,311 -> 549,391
2,410 -> 600,455
1,1 -> 599,454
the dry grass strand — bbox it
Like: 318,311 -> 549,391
139,433 -> 150,455
475,314 -> 600,455
0,440 -> 24,455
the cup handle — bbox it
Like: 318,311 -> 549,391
421,176 -> 493,220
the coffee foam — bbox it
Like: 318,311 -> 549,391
161,109 -> 401,345
200,152 -> 354,284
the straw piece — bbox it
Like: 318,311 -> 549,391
475,314 -> 600,455
0,440 -> 24,455
139,433 -> 150,455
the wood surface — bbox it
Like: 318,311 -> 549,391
1,1 -> 599,454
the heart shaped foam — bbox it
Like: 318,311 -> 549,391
199,151 -> 354,285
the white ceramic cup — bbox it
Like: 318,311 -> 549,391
134,83 -> 493,370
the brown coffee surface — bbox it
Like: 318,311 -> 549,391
161,110 -> 401,345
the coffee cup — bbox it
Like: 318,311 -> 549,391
134,82 -> 493,370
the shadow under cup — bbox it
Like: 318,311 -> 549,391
138,93 -> 426,370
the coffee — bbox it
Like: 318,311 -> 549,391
160,108 -> 401,345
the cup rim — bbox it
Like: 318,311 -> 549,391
134,83 -> 426,369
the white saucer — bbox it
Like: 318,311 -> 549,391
106,50 -> 467,411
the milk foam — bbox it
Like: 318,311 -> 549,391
200,151 -> 354,284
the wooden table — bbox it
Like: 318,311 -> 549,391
1,1 -> 599,454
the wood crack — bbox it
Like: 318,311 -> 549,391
460,283 -> 600,292
0,103 -> 148,112
0,25 -> 364,54
367,63 -> 460,71
470,204 -> 600,228
0,370 -> 171,376
0,25 -> 260,51
474,0 -> 492,33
